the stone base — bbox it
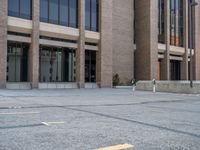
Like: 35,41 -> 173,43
6,83 -> 31,90
136,81 -> 200,94
38,83 -> 78,89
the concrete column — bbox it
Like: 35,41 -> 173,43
29,0 -> 40,88
134,0 -> 158,80
0,0 -> 7,88
193,4 -> 200,80
181,0 -> 189,80
76,0 -> 85,88
112,0 -> 134,84
161,0 -> 170,80
96,0 -> 113,87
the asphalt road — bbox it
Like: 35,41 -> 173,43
0,89 -> 200,150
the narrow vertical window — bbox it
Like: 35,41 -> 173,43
91,0 -> 98,31
20,0 -> 31,19
49,0 -> 59,24
40,0 -> 48,22
69,0 -> 78,27
85,0 -> 91,30
59,0 -> 69,26
85,0 -> 98,32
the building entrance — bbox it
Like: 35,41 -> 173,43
39,46 -> 76,82
7,42 -> 29,82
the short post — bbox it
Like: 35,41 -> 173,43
152,79 -> 156,93
132,79 -> 136,92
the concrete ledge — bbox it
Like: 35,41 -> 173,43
6,83 -> 31,90
38,83 -> 78,89
114,86 -> 132,89
85,83 -> 99,89
136,81 -> 200,94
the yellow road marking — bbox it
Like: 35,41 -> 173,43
41,121 -> 65,126
0,112 -> 40,115
96,143 -> 134,150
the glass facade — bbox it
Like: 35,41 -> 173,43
40,0 -> 78,28
158,0 -> 165,43
170,60 -> 181,80
170,0 -> 183,47
85,50 -> 96,82
39,46 -> 76,82
8,0 -> 32,20
7,42 -> 29,82
85,0 -> 99,32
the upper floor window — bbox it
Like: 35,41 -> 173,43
40,0 -> 78,28
170,0 -> 183,47
158,0 -> 165,43
85,0 -> 99,32
8,0 -> 32,20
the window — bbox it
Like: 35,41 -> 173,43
40,0 -> 48,22
49,0 -> 59,24
85,50 -> 96,82
170,60 -> 181,80
59,0 -> 69,26
85,0 -> 91,30
8,0 -> 32,20
69,0 -> 78,27
170,0 -> 183,47
39,46 -> 76,82
85,0 -> 99,32
7,42 -> 29,82
40,0 -> 78,28
158,0 -> 165,43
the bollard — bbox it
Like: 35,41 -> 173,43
152,79 -> 156,93
132,79 -> 136,92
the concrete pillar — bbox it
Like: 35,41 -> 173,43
161,0 -> 170,80
0,0 -> 7,88
76,0 -> 85,88
134,0 -> 158,80
29,0 -> 40,88
181,0 -> 189,80
193,4 -> 200,80
96,0 -> 113,87
112,0 -> 134,84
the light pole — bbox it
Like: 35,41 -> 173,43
189,0 -> 198,88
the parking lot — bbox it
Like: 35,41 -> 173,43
0,89 -> 200,150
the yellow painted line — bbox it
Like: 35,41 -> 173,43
96,143 -> 134,150
0,112 -> 40,115
41,121 -> 65,126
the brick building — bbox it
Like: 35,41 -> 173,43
0,0 -> 199,89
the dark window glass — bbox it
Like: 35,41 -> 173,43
170,0 -> 183,47
85,50 -> 96,82
39,46 -> 76,82
20,0 -> 31,19
158,0 -> 165,43
85,0 -> 91,30
85,0 -> 98,32
7,42 -> 29,82
8,0 -> 31,20
40,0 -> 78,28
8,0 -> 19,17
49,0 -> 59,24
170,60 -> 181,80
59,0 -> 69,26
69,0 -> 77,27
91,0 -> 98,31
40,0 -> 49,22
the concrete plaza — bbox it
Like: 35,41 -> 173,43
0,89 -> 200,150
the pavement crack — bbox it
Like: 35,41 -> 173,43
65,107 -> 200,139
